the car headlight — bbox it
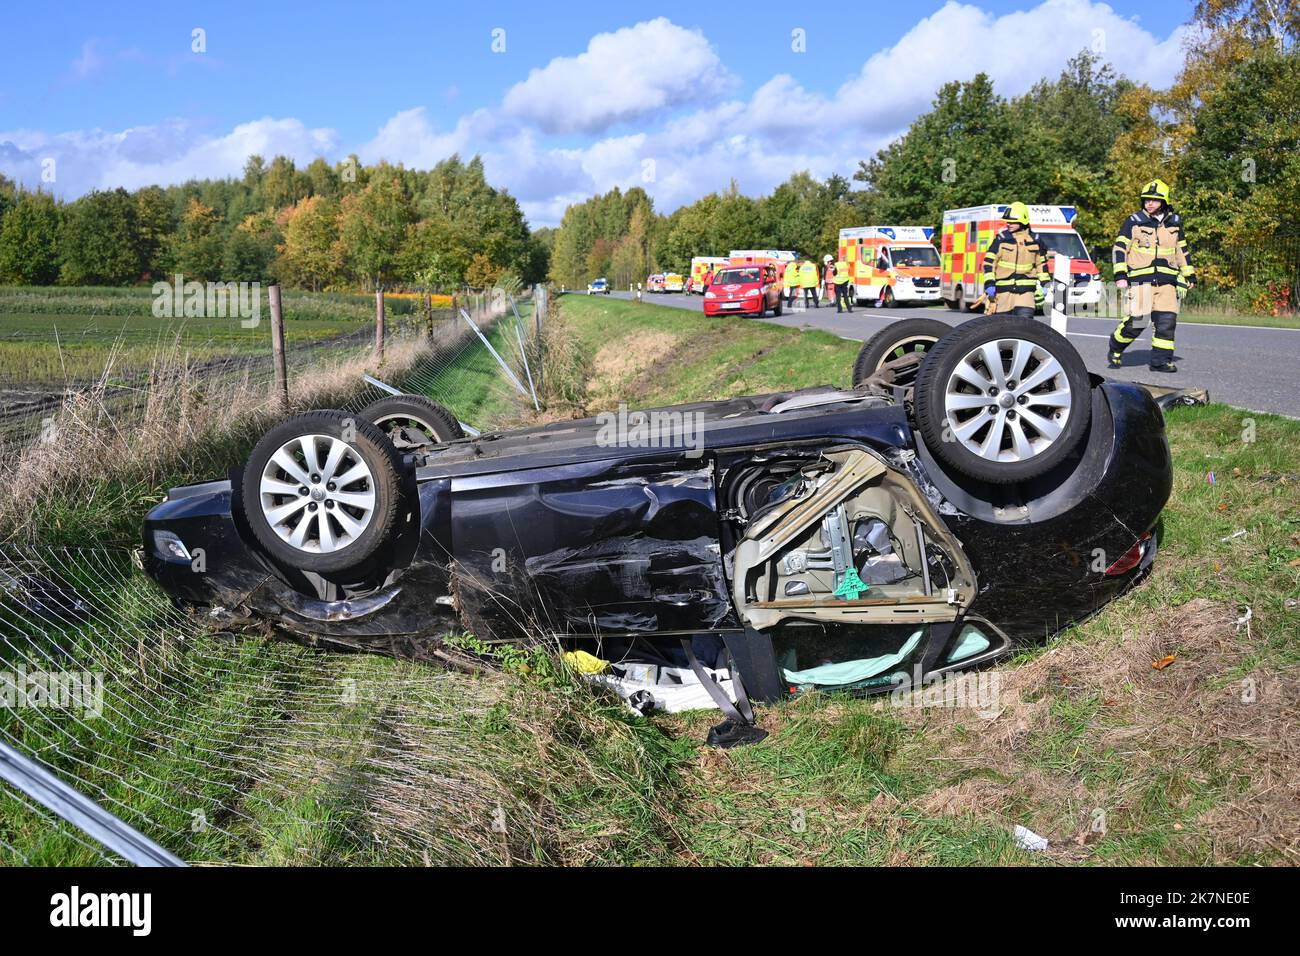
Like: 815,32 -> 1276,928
705,291 -> 717,298
152,530 -> 192,564
744,288 -> 761,297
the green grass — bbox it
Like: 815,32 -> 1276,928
2,291 -> 1296,866
552,294 -> 1300,865
0,286 -> 426,386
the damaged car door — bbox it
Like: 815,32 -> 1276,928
449,455 -> 736,639
729,447 -> 977,630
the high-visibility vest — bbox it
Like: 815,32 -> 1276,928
799,262 -> 818,287
782,265 -> 799,288
834,260 -> 851,284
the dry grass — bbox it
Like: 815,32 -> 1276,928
0,331 -> 434,542
886,599 -> 1299,862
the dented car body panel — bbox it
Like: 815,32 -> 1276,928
143,379 -> 1172,690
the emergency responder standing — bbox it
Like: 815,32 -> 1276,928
1108,179 -> 1194,373
981,201 -> 1049,317
832,254 -> 853,313
800,257 -> 820,308
701,267 -> 715,294
822,255 -> 835,303
783,259 -> 800,308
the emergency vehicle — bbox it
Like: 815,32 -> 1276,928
837,227 -> 942,306
663,272 -> 686,293
728,250 -> 797,283
940,205 -> 1102,312
688,256 -> 730,294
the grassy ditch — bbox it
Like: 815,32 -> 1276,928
1,290 -> 1295,866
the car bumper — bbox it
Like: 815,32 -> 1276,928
704,299 -> 764,316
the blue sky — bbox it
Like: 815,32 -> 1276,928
0,0 -> 1196,226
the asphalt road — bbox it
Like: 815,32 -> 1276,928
607,291 -> 1300,418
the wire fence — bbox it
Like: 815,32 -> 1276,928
0,287 -> 553,865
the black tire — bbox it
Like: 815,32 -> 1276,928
359,394 -> 463,450
913,316 -> 1091,484
943,295 -> 959,311
241,409 -> 405,573
852,318 -> 953,387
883,287 -> 896,308
774,294 -> 784,317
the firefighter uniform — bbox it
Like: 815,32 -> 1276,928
833,258 -> 853,312
981,202 -> 1048,317
783,261 -> 800,306
1108,179 -> 1194,372
799,260 -> 820,308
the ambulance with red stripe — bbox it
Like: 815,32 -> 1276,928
728,249 -> 797,282
940,204 -> 1102,312
688,256 -> 730,294
837,226 -> 942,306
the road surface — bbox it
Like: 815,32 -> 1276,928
607,291 -> 1299,418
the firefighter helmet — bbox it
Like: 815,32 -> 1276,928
1003,201 -> 1030,225
1140,179 -> 1171,203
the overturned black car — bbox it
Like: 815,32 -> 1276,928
143,316 -> 1171,705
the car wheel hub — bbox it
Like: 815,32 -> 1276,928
944,338 -> 1072,463
260,434 -> 376,553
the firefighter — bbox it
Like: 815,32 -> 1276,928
1108,179 -> 1194,373
832,254 -> 854,313
783,259 -> 800,307
981,202 -> 1049,317
799,257 -> 820,308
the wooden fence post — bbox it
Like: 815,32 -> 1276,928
424,293 -> 433,337
374,284 -> 385,364
269,284 -> 288,413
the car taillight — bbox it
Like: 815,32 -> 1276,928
1105,531 -> 1153,575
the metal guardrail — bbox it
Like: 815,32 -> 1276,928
0,740 -> 186,867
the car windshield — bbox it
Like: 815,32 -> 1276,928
1036,232 -> 1089,260
889,246 -> 940,268
715,268 -> 761,284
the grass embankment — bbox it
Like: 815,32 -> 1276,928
544,294 -> 1300,865
2,291 -> 1295,866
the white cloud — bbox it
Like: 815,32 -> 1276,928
0,118 -> 337,198
2,4 -> 1190,227
70,40 -> 105,80
837,0 -> 1190,133
502,17 -> 735,134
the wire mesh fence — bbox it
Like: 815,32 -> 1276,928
0,287 -> 553,865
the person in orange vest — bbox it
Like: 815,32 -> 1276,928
701,267 -> 715,293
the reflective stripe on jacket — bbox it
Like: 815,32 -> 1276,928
980,228 -> 1048,292
1113,209 -> 1194,285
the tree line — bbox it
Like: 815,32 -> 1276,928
550,1 -> 1300,313
0,154 -> 550,292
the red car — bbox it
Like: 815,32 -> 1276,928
702,265 -> 783,317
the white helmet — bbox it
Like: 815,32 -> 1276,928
823,254 -> 833,263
